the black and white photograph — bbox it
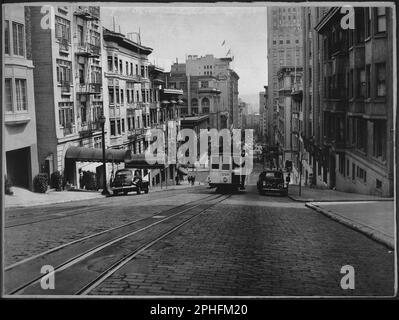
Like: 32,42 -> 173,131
1,0 -> 397,307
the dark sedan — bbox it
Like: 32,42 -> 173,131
257,170 -> 288,196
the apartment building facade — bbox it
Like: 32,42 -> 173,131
166,62 -> 223,129
185,54 -> 239,129
4,5 -> 39,190
266,6 -> 303,146
302,6 -> 394,197
276,66 -> 303,169
28,5 -> 103,187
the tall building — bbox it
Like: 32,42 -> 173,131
4,5 -> 39,190
28,5 -> 103,186
266,6 -> 303,146
302,6 -> 394,197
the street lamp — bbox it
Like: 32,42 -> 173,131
98,114 -> 109,195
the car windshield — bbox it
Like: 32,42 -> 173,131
116,170 -> 132,178
262,172 -> 283,179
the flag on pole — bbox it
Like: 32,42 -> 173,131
221,40 -> 225,46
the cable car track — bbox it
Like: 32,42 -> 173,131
6,193 -> 230,295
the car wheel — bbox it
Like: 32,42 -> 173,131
113,190 -> 119,196
144,188 -> 149,194
136,187 -> 141,195
123,190 -> 128,195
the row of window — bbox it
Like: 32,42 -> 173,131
4,78 -> 27,112
324,63 -> 386,99
107,56 -> 148,78
324,8 -> 388,59
272,39 -> 300,45
108,88 -> 157,104
4,20 -> 25,57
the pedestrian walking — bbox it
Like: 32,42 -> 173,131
192,176 -> 195,185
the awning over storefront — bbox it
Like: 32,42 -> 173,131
125,153 -> 166,169
65,146 -> 130,163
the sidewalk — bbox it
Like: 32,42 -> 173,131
5,183 -> 204,209
287,185 -> 395,249
306,201 -> 395,249
4,187 -> 105,209
288,184 -> 393,202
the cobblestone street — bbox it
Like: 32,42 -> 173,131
5,168 -> 395,296
89,185 -> 394,296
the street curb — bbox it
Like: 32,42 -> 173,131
305,203 -> 394,250
288,195 -> 394,203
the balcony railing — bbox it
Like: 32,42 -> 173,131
60,81 -> 71,93
79,121 -> 101,136
74,6 -> 99,20
62,123 -> 75,136
128,128 -> 146,140
76,43 -> 101,57
76,83 -> 102,95
59,38 -> 70,52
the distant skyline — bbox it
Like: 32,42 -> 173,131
101,4 -> 268,102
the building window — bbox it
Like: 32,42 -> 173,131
77,25 -> 84,46
357,68 -> 366,98
110,120 -> 115,136
352,163 -> 355,180
12,22 -> 25,56
366,64 -> 371,98
365,7 -> 371,38
122,118 -> 125,133
56,59 -> 72,84
55,16 -> 70,42
119,60 -> 123,74
15,79 -> 27,111
5,78 -> 13,112
78,63 -> 85,84
376,179 -> 382,189
357,166 -> 367,183
109,88 -> 114,104
346,159 -> 350,176
339,154 -> 345,176
141,66 -> 145,77
126,62 -> 129,75
4,20 -> 10,54
375,7 -> 387,33
58,102 -> 74,127
115,88 -> 120,104
376,63 -> 386,97
130,63 -> 133,75
373,120 -> 387,161
80,102 -> 87,123
94,137 -> 102,149
356,118 -> 367,152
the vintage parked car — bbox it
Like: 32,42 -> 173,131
257,170 -> 288,196
111,169 -> 149,195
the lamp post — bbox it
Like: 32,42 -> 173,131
98,114 -> 109,195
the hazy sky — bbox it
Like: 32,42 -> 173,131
101,4 -> 268,101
